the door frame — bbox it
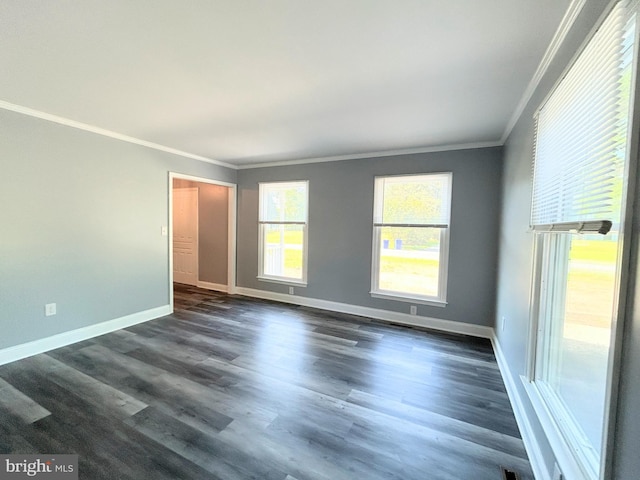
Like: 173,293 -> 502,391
168,172 -> 237,312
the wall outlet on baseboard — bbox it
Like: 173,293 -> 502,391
45,303 -> 57,316
288,287 -> 294,295
410,305 -> 417,315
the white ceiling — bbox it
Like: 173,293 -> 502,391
0,0 -> 571,167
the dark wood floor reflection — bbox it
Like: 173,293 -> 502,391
0,284 -> 533,479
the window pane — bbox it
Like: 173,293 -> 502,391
377,227 -> 441,297
260,182 -> 307,222
538,234 -> 618,461
262,224 -> 304,279
379,174 -> 451,225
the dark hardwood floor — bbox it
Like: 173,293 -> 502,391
0,284 -> 533,479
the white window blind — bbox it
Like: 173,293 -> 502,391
259,181 -> 307,224
373,173 -> 451,227
531,0 -> 636,233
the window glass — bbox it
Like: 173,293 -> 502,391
372,173 -> 451,304
262,224 -> 305,280
537,234 -> 618,461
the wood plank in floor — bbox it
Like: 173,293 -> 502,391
0,283 -> 534,479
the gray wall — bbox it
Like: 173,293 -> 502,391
0,109 -> 236,350
173,179 -> 229,285
237,147 -> 502,326
495,1 -> 640,478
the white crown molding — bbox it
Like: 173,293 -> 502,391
0,100 -> 237,170
234,287 -> 494,339
500,0 -> 587,143
1,99 -> 502,170
0,305 -> 171,366
2,0 -> 586,174
236,141 -> 503,170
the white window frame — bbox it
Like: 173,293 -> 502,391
522,1 -> 639,479
257,181 -> 309,286
370,172 -> 452,306
525,233 -> 624,480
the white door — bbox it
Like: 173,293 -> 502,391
173,188 -> 198,285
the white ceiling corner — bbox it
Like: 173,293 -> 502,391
0,0 -> 572,167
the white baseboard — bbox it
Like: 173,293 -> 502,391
0,289 -> 549,480
197,281 -> 229,293
234,287 -> 493,339
492,335 -> 550,480
0,305 -> 171,366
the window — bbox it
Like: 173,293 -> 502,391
527,1 -> 637,479
371,173 -> 452,305
258,181 -> 308,284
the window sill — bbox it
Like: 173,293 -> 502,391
370,291 -> 447,307
257,276 -> 307,288
520,376 -> 594,480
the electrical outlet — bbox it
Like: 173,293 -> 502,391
410,305 -> 417,315
45,303 -> 57,316
161,226 -> 168,236
288,287 -> 294,295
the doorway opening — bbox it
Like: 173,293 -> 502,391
169,172 -> 236,312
